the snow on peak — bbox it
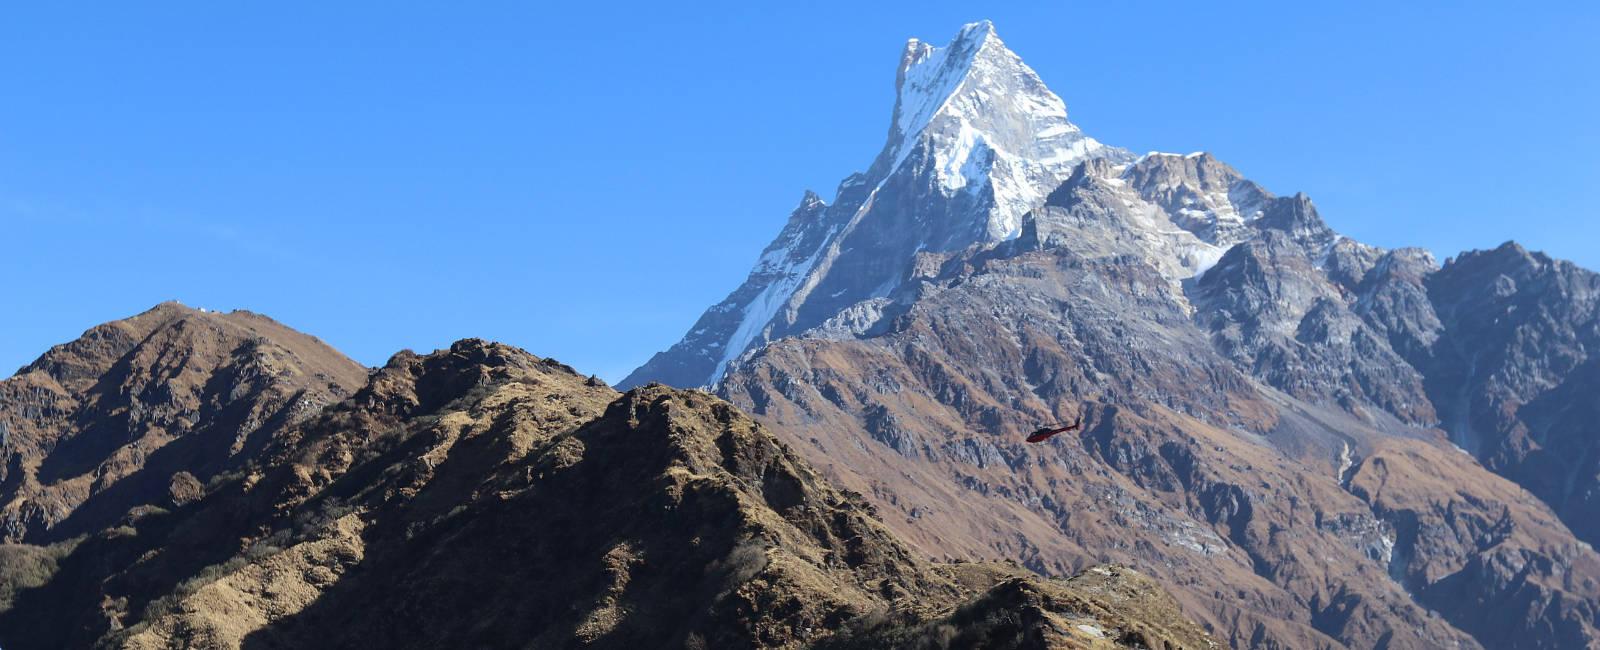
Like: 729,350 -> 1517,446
646,22 -> 1134,388
892,23 -> 999,142
882,21 -> 1118,242
796,190 -> 827,212
959,18 -> 997,39
1139,151 -> 1210,162
890,21 -> 1051,153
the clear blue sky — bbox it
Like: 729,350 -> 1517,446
4,2 -> 1597,381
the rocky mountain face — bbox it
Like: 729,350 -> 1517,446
0,302 -> 367,543
0,336 -> 1217,649
629,22 -> 1600,650
1411,244 -> 1600,544
715,240 -> 1600,649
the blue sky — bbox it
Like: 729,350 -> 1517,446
4,2 -> 1597,381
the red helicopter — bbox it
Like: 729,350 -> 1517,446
1025,416 -> 1082,443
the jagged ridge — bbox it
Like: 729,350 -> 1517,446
0,335 -> 1219,649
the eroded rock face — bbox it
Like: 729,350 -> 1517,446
1346,442 -> 1600,650
1324,241 -> 1600,549
1189,229 -> 1433,426
624,21 -> 1600,650
0,302 -> 367,543
1417,244 -> 1600,545
717,231 -> 1600,648
0,338 -> 1218,650
699,149 -> 1600,650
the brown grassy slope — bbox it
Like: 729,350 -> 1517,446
0,339 -> 1219,650
0,302 -> 367,543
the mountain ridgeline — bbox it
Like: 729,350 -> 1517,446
625,21 -> 1600,650
0,309 -> 1215,649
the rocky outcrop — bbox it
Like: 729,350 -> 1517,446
1345,441 -> 1600,650
1419,244 -> 1600,543
1189,225 -> 1434,426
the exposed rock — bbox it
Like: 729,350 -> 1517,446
1418,243 -> 1600,544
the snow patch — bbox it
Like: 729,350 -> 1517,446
710,226 -> 839,384
1076,624 -> 1107,639
1190,245 -> 1228,278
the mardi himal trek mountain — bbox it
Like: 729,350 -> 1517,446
626,21 -> 1600,650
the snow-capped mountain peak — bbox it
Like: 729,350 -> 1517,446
622,22 -> 1128,390
890,21 -> 1003,144
877,21 -> 1121,242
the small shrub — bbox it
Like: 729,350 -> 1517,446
708,540 -> 770,592
0,544 -> 60,611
